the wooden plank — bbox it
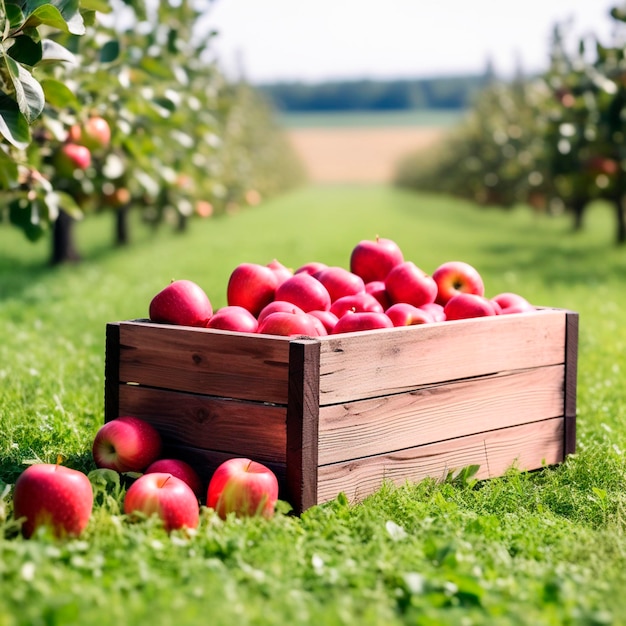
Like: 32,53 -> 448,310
104,323 -> 121,423
564,311 -> 579,456
317,365 -> 565,465
316,418 -> 564,505
117,321 -> 292,403
286,339 -> 320,515
117,384 -> 287,463
318,309 -> 567,404
162,443 -> 287,506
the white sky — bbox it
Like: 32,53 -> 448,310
201,0 -> 621,84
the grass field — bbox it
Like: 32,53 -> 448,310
1,185 -> 626,625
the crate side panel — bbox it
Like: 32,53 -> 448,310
316,418 -> 564,505
318,364 -> 565,465
118,385 -> 287,464
118,321 -> 292,403
318,310 -> 567,404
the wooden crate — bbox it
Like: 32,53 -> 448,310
104,308 -> 578,514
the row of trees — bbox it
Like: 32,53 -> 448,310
394,6 -> 626,245
0,0 -> 305,264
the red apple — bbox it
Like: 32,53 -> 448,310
257,310 -> 322,337
432,261 -> 485,306
206,457 -> 279,519
124,473 -> 199,532
330,292 -> 384,318
491,292 -> 535,314
267,259 -> 293,286
349,236 -> 404,284
257,300 -> 305,325
294,261 -> 328,276
227,263 -> 279,317
81,116 -> 111,151
92,416 -> 162,473
385,261 -> 438,307
443,293 -> 498,321
206,305 -> 258,333
386,302 -> 433,327
365,280 -> 392,310
313,266 -> 365,302
144,459 -> 203,498
274,273 -> 331,312
308,309 -> 339,334
53,143 -> 91,176
149,279 -> 213,327
331,310 -> 394,334
12,463 -> 93,539
420,302 -> 446,322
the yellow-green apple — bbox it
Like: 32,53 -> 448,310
267,259 -> 293,286
92,416 -> 162,473
349,236 -> 404,283
444,293 -> 498,321
308,309 -> 339,334
330,292 -> 384,318
227,262 -> 279,317
274,273 -> 331,312
149,279 -> 213,327
386,302 -> 433,327
365,280 -> 392,310
123,473 -> 199,532
53,143 -> 91,176
80,116 -> 111,151
206,457 -> 279,519
206,305 -> 258,333
12,463 -> 93,539
257,300 -> 305,325
385,261 -> 437,307
144,459 -> 203,499
294,261 -> 327,276
432,261 -> 485,306
491,292 -> 535,314
331,310 -> 394,334
420,302 -> 446,322
257,310 -> 323,337
313,266 -> 365,302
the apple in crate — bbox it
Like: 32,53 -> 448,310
365,280 -> 392,310
149,279 -> 213,327
444,293 -> 499,321
207,458 -> 279,519
330,292 -> 384,318
144,459 -> 203,499
308,309 -> 339,334
274,273 -> 331,313
385,261 -> 437,308
92,416 -> 162,473
432,261 -> 485,306
313,266 -> 365,302
206,306 -> 258,333
124,473 -> 199,532
266,259 -> 293,286
257,300 -> 305,325
227,262 -> 278,317
257,310 -> 323,337
12,463 -> 93,538
386,302 -> 433,327
350,236 -> 404,283
294,261 -> 327,276
331,310 -> 394,334
491,292 -> 535,314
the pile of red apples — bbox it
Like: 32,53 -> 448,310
149,236 -> 536,335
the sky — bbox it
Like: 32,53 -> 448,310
201,0 -> 621,84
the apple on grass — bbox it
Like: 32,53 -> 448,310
350,236 -> 404,284
443,293 -> 498,321
12,463 -> 93,539
92,416 -> 162,473
274,273 -> 331,313
207,458 -> 279,520
149,279 -> 213,327
206,305 -> 258,333
144,459 -> 203,499
432,261 -> 485,306
385,261 -> 438,308
124,473 -> 199,533
331,310 -> 394,334
313,266 -> 365,302
227,262 -> 279,317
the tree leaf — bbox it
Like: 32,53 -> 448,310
40,39 -> 77,64
6,35 -> 43,66
0,95 -> 31,149
100,39 -> 119,63
79,0 -> 111,12
4,55 -> 45,122
41,78 -> 80,109
4,3 -> 25,29
0,148 -> 20,188
23,3 -> 85,36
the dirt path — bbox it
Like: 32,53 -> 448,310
286,127 -> 446,184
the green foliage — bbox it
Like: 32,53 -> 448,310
1,185 -> 626,623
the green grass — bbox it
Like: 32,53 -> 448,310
275,109 -> 465,129
1,185 -> 626,625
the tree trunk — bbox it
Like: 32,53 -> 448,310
571,197 -> 586,231
176,211 -> 188,233
616,197 -> 626,245
115,205 -> 131,246
50,210 -> 81,265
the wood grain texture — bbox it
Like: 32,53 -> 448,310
118,385 -> 287,463
118,321 -> 292,403
317,309 -> 567,404
564,311 -> 579,456
317,365 -> 565,465
104,323 -> 121,423
316,418 -> 564,505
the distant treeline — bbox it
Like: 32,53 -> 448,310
258,75 -> 493,112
